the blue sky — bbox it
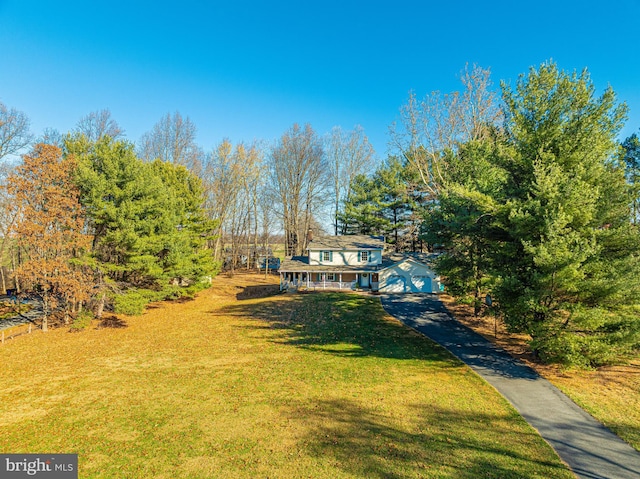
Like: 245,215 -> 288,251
1,0 -> 639,158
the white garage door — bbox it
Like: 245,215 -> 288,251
412,275 -> 432,293
384,275 -> 407,292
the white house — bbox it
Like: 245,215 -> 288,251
278,235 -> 441,293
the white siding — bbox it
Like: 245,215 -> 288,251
308,250 -> 322,264
379,259 -> 440,293
308,249 -> 383,266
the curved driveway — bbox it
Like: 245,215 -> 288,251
381,293 -> 640,479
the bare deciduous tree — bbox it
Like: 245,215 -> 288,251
239,143 -> 265,270
138,111 -> 204,172
269,123 -> 327,256
258,188 -> 276,277
75,108 -> 124,142
201,140 -> 264,270
327,125 -> 375,235
202,139 -> 241,264
38,128 -> 65,148
0,101 -> 32,161
390,64 -> 501,196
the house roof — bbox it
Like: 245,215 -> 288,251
380,252 -> 439,268
279,256 -> 382,273
308,235 -> 385,251
278,251 -> 440,273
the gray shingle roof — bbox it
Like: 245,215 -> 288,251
278,251 -> 439,273
307,235 -> 385,251
381,252 -> 439,267
279,255 -> 383,273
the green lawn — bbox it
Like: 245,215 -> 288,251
0,275 -> 573,478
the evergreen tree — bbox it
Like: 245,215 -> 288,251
493,62 -> 639,365
149,159 -> 218,283
427,63 -> 640,365
423,139 -> 507,315
339,158 -> 424,251
376,158 -> 412,250
338,173 -> 389,235
68,135 -> 165,286
67,136 -> 216,313
621,131 -> 640,225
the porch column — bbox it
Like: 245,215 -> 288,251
323,273 -> 326,290
339,273 -> 342,289
306,272 -> 309,288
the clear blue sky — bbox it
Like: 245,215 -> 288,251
1,0 -> 639,158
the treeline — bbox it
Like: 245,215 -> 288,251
3,137 -> 216,329
2,60 -> 639,366
399,63 -> 640,367
0,106 -> 384,324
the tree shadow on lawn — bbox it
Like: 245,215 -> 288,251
96,315 -> 128,329
217,292 -> 462,364
294,397 -> 572,479
235,284 -> 281,301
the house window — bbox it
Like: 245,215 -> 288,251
322,251 -> 331,262
327,273 -> 335,281
360,251 -> 369,262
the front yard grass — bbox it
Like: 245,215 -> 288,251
0,274 -> 572,478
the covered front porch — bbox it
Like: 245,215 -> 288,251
279,271 -> 379,292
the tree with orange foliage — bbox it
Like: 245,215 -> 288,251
7,143 -> 92,331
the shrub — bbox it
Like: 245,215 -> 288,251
113,289 -> 153,315
69,310 -> 94,332
113,282 -> 211,315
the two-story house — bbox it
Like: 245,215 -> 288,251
279,234 -> 441,293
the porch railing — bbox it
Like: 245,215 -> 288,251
280,279 -> 361,291
305,280 -> 356,290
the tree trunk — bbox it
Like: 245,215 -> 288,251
11,250 -> 20,294
0,267 -> 6,296
246,217 -> 251,270
96,292 -> 106,319
394,208 -> 399,252
42,297 -> 49,332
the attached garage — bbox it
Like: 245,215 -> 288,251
379,257 -> 440,293
384,275 -> 407,292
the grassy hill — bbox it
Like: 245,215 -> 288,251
0,274 -> 572,478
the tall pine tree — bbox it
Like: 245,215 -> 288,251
621,131 -> 640,225
493,62 -> 640,365
67,135 -> 216,314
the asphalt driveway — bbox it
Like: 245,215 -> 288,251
381,293 -> 640,479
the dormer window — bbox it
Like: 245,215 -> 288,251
321,251 -> 332,262
359,251 -> 369,262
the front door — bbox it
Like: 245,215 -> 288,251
360,273 -> 370,288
